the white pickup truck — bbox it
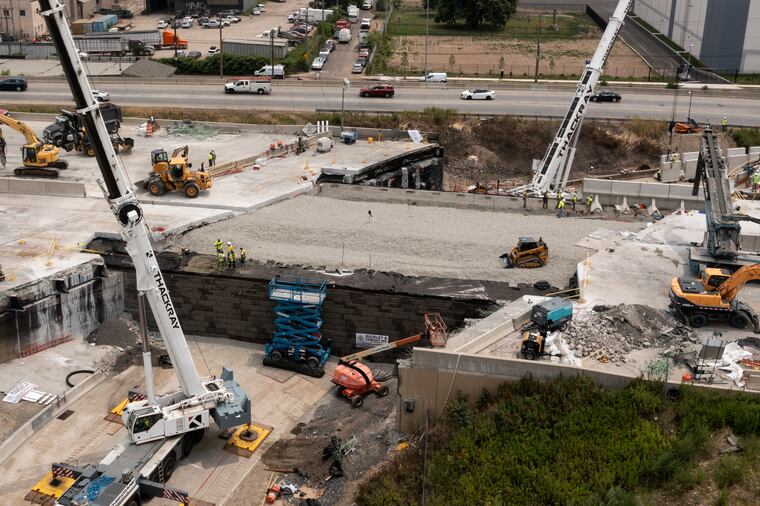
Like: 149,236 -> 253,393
224,79 -> 272,94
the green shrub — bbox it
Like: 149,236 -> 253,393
733,128 -> 760,149
156,53 -> 268,76
665,81 -> 679,89
715,455 -> 745,488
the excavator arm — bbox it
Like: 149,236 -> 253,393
719,264 -> 760,302
0,111 -> 43,146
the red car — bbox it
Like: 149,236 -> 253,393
359,48 -> 369,58
359,84 -> 395,98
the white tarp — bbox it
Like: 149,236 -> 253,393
408,130 -> 422,144
3,382 -> 37,404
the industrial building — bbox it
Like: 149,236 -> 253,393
633,0 -> 760,72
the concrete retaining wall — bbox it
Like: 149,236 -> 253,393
119,268 -> 497,359
0,178 -> 86,198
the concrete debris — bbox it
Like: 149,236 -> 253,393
563,304 -> 694,362
166,121 -> 220,140
87,317 -> 139,347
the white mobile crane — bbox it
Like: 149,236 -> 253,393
36,0 -> 251,503
510,0 -> 632,196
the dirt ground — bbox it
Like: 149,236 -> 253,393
175,195 -> 643,286
250,364 -> 400,506
391,34 -> 650,78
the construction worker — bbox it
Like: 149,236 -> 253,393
571,191 -> 577,211
753,171 -> 760,194
722,116 -> 728,132
208,149 -> 216,167
239,247 -> 246,266
522,190 -> 528,208
217,251 -> 225,270
556,191 -> 564,209
215,238 -> 223,254
586,194 -> 593,211
556,198 -> 566,218
211,149 -> 217,166
542,190 -> 549,209
227,248 -> 236,270
227,241 -> 234,256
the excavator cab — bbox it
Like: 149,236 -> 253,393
499,237 -> 549,269
147,145 -> 211,199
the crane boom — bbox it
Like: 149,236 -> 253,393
340,334 -> 422,362
38,0 -> 250,443
511,0 -> 632,196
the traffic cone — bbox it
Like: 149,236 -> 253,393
146,121 -> 153,137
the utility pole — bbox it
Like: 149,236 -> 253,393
424,0 -> 429,79
173,22 -> 178,60
687,90 -> 693,120
668,85 -> 679,146
534,15 -> 542,83
341,78 -> 350,131
219,20 -> 224,79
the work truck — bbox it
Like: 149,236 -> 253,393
224,78 -> 271,94
35,0 -> 251,504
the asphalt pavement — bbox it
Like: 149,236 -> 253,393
4,80 -> 759,126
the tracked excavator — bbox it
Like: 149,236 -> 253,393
0,109 -> 68,177
670,263 -> 760,332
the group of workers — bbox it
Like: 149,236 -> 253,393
215,238 -> 247,270
524,189 -> 592,216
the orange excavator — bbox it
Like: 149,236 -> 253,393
333,314 -> 447,407
669,263 -> 760,332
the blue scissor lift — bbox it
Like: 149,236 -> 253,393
264,276 -> 331,377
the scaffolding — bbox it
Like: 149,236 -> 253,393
264,276 -> 330,377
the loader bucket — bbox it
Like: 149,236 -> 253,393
498,252 -> 513,269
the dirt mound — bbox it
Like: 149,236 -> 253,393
440,117 -> 671,190
88,317 -> 139,347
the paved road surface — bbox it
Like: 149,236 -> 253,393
3,81 -> 759,125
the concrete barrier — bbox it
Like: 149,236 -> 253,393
0,372 -> 105,465
0,178 -> 86,198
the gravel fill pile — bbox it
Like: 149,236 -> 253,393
177,196 -> 643,285
564,304 -> 695,363
88,317 -> 139,347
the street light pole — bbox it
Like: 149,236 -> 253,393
341,78 -> 350,131
534,15 -> 542,83
687,90 -> 693,120
219,20 -> 224,79
424,0 -> 429,78
270,30 -> 275,85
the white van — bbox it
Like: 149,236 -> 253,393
338,28 -> 352,43
254,64 -> 285,79
419,72 -> 447,82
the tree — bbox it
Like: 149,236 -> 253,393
435,0 -> 518,29
448,54 -> 456,72
401,50 -> 409,75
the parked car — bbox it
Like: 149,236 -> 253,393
220,18 -> 231,27
360,18 -> 371,30
157,20 -> 169,29
360,84 -> 394,98
205,19 -> 220,28
187,50 -> 202,59
208,46 -> 220,55
252,8 -> 261,15
257,3 -> 266,12
352,63 -> 363,74
357,56 -> 367,67
325,39 -> 336,51
358,48 -> 369,58
319,48 -> 331,61
224,15 -> 240,23
311,57 -> 325,70
91,89 -> 110,102
0,77 -> 27,91
460,88 -> 495,100
180,19 -> 192,28
218,9 -> 236,16
591,90 -> 621,102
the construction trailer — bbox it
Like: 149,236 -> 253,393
223,38 -> 288,59
33,0 -> 251,503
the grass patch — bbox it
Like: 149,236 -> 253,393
387,11 -> 597,40
358,377 -> 760,505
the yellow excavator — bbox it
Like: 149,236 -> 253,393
499,237 -> 549,268
146,145 -> 211,198
0,110 -> 68,178
670,264 -> 760,332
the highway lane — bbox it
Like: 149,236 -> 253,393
3,81 -> 760,126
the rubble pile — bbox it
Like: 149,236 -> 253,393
563,304 -> 696,363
